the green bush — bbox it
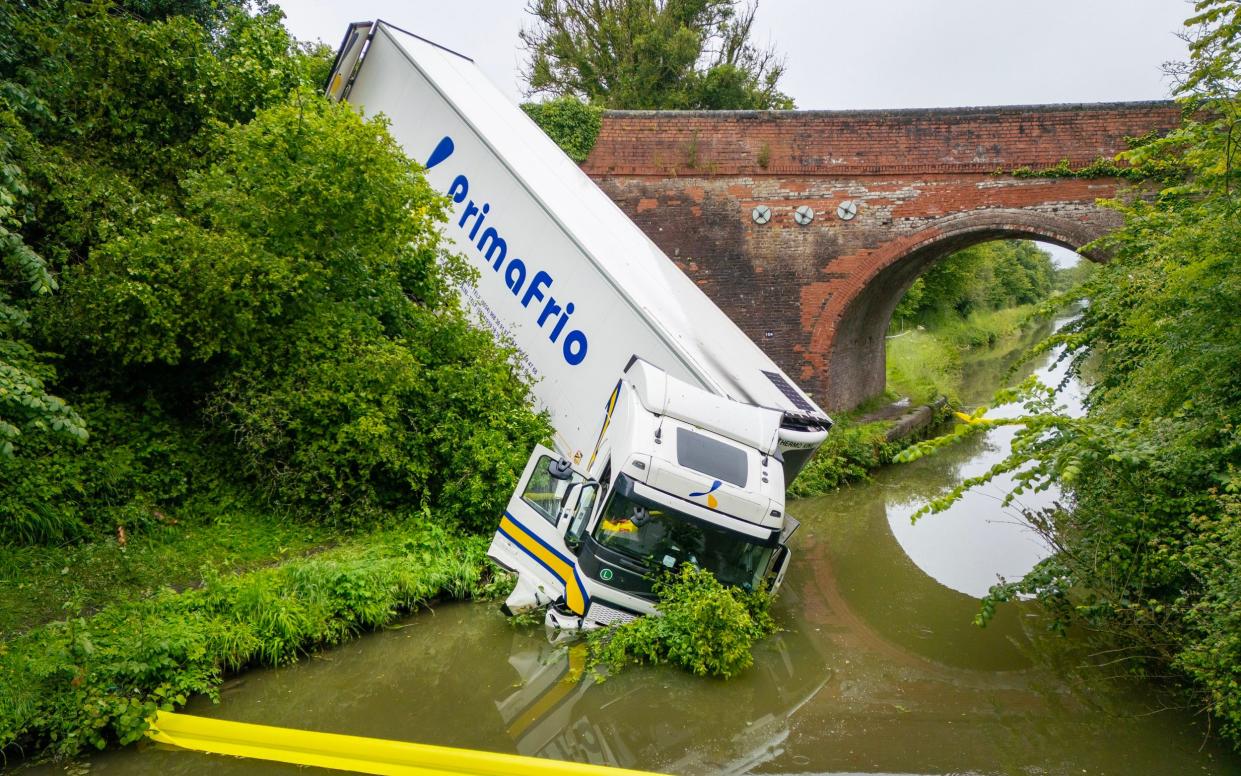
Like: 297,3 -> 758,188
1174,491 -> 1241,743
0,394 -> 218,544
785,420 -> 901,499
50,94 -> 550,528
521,97 -> 603,162
0,521 -> 501,758
587,565 -> 776,679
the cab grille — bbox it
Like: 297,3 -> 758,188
586,601 -> 638,626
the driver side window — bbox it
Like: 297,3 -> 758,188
521,455 -> 582,526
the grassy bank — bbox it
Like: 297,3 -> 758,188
789,301 -> 1051,501
886,302 -> 1045,405
786,419 -> 903,498
0,510 -> 334,639
0,520 -> 504,760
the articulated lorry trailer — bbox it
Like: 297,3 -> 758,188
325,21 -> 833,630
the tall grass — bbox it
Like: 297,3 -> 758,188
0,520 -> 508,760
885,330 -> 962,405
885,303 -> 1043,404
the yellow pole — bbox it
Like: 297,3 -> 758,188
146,710 -> 663,776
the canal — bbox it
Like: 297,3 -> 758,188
43,312 -> 1241,775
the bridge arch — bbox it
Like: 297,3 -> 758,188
584,101 -> 1179,410
810,210 -> 1112,409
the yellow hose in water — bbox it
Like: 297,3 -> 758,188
146,710 -> 663,776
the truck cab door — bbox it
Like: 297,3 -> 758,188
490,444 -> 593,615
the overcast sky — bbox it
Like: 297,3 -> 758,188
278,0 -> 1192,110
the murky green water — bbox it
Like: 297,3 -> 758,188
39,317 -> 1241,775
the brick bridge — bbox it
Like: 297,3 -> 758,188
582,101 -> 1181,410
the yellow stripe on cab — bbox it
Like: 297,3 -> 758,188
499,514 -> 588,615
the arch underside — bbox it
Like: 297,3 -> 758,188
820,210 -> 1111,410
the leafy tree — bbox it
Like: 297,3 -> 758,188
521,0 -> 793,109
0,90 -> 85,459
1,0 -> 546,540
53,94 -> 549,526
521,97 -> 603,161
890,240 -> 1056,328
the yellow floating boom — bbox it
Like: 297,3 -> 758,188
146,711 -> 662,776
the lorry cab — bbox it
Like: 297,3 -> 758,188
489,359 -> 798,630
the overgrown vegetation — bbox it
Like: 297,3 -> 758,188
890,240 -> 1056,332
586,565 -> 776,679
1004,156 -> 1157,182
0,521 -> 503,758
896,0 -> 1241,748
0,0 -> 549,539
520,0 -> 794,109
886,304 -> 1046,405
521,96 -> 603,162
884,240 -> 1064,404
783,242 -> 1064,500
785,420 -> 901,498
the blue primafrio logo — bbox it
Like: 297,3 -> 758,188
426,135 -> 588,367
424,136 -> 455,170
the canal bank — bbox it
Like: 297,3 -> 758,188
29,309 -> 1241,775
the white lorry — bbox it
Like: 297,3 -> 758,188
326,21 -> 832,629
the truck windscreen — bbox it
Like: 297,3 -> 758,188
592,489 -> 773,591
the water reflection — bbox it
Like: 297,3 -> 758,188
56,554 -> 1238,776
884,313 -> 1083,598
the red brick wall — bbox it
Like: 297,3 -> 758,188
583,102 -> 1180,410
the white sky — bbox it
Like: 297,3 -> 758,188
278,0 -> 1192,109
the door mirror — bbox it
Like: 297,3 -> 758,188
547,458 -> 574,480
522,454 -> 584,526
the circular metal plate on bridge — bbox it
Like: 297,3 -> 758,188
793,205 -> 815,225
751,205 -> 772,224
836,200 -> 859,221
